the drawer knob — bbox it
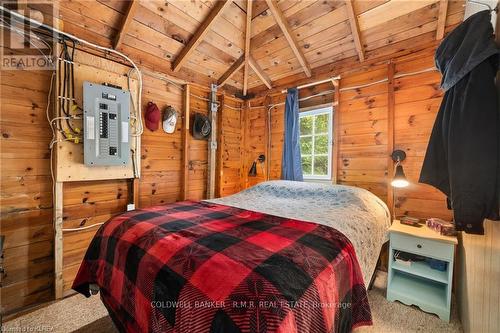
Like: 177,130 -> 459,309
417,244 -> 422,249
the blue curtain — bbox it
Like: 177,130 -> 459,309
281,88 -> 303,181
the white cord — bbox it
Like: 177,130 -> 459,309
0,20 -> 53,63
2,5 -> 143,177
223,103 -> 242,111
128,68 -> 144,137
339,67 -> 438,91
45,73 -> 56,186
62,222 -> 105,232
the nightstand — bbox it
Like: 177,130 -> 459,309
387,220 -> 457,322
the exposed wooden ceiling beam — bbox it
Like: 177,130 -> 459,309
114,0 -> 139,50
249,56 -> 272,89
217,55 -> 245,87
345,0 -> 365,62
264,0 -> 311,77
172,0 -> 233,72
435,0 -> 448,40
243,0 -> 253,95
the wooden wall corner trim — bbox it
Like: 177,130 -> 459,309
241,101 -> 250,189
263,97 -> 270,181
54,181 -> 63,299
181,84 -> 191,200
387,62 -> 396,218
332,79 -> 340,184
132,178 -> 139,208
216,95 -> 225,197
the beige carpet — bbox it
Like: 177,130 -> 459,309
3,271 -> 462,332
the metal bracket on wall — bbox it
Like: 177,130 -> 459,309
207,84 -> 218,199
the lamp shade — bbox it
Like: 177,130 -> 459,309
391,164 -> 409,188
248,161 -> 257,177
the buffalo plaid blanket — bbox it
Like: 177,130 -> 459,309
73,201 -> 371,333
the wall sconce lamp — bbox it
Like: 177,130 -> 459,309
391,150 -> 409,188
249,154 -> 266,177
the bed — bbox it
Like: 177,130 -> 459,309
73,180 -> 390,333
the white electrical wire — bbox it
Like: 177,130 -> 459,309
142,69 -> 186,91
190,93 -> 213,103
2,5 -> 143,178
223,103 -> 243,111
45,73 -> 56,184
62,222 -> 105,232
0,18 -> 53,62
339,78 -> 388,92
128,68 -> 143,137
261,67 -> 439,178
339,67 -> 438,91
1,6 -> 144,233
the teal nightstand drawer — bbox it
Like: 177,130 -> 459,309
390,232 -> 454,261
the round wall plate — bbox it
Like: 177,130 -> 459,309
391,150 -> 407,162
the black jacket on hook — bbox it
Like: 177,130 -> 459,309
419,10 -> 500,235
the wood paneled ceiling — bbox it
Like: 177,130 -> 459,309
48,0 -> 465,94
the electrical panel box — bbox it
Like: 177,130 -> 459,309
83,82 -> 130,166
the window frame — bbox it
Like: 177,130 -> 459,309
299,106 -> 333,180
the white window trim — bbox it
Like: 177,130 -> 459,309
299,107 -> 333,180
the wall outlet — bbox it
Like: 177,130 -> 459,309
127,203 -> 135,211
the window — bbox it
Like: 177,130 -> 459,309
299,107 -> 333,180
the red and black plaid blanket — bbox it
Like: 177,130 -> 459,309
73,201 -> 371,333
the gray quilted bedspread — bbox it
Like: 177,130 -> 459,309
206,180 -> 390,286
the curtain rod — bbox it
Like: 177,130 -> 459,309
280,76 -> 341,93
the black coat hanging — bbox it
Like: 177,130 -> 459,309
419,10 -> 500,234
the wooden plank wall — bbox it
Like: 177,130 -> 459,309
62,180 -> 130,293
217,96 -> 244,197
241,100 -> 268,188
245,46 -> 452,222
0,47 -> 244,313
267,96 -> 285,181
1,65 -> 55,314
393,49 -> 452,220
187,86 -> 210,201
139,74 -> 185,208
338,64 -> 389,202
458,220 -> 500,333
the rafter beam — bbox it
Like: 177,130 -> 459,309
114,0 -> 139,50
249,56 -> 272,89
243,0 -> 253,95
217,55 -> 245,87
435,0 -> 448,40
173,0 -> 233,72
345,0 -> 365,62
264,0 -> 311,77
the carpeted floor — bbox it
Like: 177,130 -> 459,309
3,271 -> 463,332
